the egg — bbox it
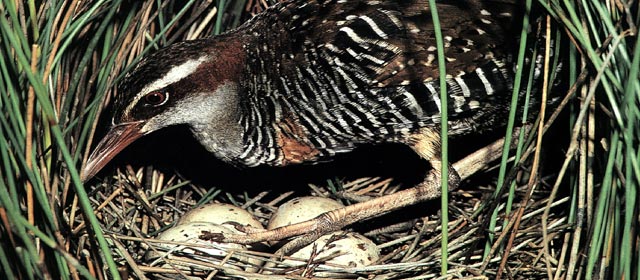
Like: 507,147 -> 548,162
268,196 -> 344,230
178,203 -> 263,231
267,196 -> 379,275
146,222 -> 263,272
284,231 -> 380,277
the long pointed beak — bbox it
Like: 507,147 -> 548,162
82,121 -> 146,182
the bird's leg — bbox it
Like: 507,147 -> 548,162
203,128 -> 495,252
406,127 -> 461,197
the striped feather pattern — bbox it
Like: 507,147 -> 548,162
233,0 -> 523,166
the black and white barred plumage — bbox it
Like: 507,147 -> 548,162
230,0 -> 519,166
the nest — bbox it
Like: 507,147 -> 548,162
76,157 -> 569,279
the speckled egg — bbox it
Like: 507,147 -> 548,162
284,231 -> 380,276
268,196 -> 344,230
146,222 -> 262,272
178,203 -> 263,231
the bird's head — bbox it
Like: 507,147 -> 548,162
82,39 -> 245,182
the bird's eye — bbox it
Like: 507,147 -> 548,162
144,91 -> 168,106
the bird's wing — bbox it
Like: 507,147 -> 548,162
245,0 -> 518,87
239,0 -> 522,142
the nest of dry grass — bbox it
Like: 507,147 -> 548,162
79,157 -> 569,279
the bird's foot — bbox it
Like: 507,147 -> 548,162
221,221 -> 267,234
201,213 -> 338,255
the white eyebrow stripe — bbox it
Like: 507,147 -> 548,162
124,55 -> 209,116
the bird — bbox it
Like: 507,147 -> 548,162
82,0 -> 535,246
